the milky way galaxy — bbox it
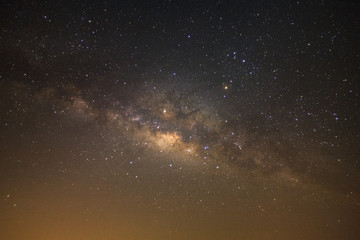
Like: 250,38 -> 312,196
0,1 -> 359,239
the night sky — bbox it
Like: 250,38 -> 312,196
1,0 -> 360,239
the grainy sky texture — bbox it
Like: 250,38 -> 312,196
0,0 -> 359,239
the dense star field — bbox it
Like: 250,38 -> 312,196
0,0 -> 359,239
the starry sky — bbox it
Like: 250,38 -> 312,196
0,0 -> 359,239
